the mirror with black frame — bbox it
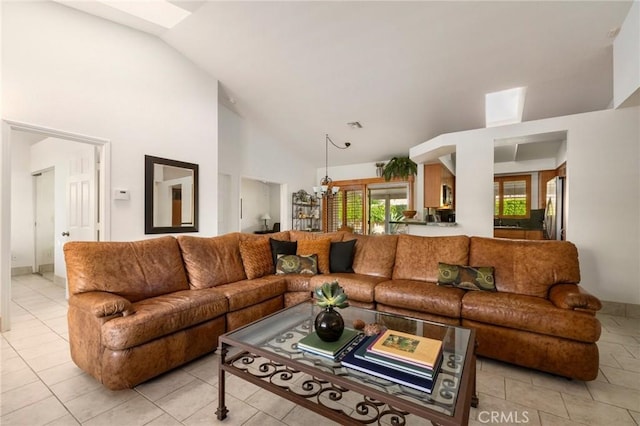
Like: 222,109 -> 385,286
145,155 -> 198,234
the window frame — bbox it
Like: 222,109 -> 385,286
494,174 -> 531,219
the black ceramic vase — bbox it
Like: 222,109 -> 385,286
314,307 -> 345,342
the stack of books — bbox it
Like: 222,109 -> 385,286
341,329 -> 443,393
297,328 -> 362,361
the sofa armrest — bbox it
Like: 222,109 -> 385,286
68,291 -> 135,318
549,284 -> 602,312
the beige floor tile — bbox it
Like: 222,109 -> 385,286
629,410 -> 640,424
562,392 -> 636,425
613,354 -> 640,373
25,347 -> 72,372
16,338 -> 69,361
243,411 -> 287,426
476,370 -> 506,399
0,380 -> 53,416
598,341 -> 635,358
4,331 -> 66,351
0,395 -> 68,426
135,369 -> 199,402
600,365 -> 640,390
598,350 -> 623,369
49,370 -> 103,402
0,354 -> 29,374
154,379 -> 216,421
82,394 -> 165,426
479,358 -> 533,384
0,365 -> 40,393
224,374 -> 262,401
470,393 -> 541,426
64,386 -> 138,422
538,411 -> 592,426
183,357 -> 219,386
37,360 -> 85,386
282,405 -> 342,426
184,397 -> 258,426
530,373 -> 591,399
505,378 -> 568,418
599,329 -> 640,346
143,413 -> 183,426
586,380 -> 640,411
45,413 -> 81,425
245,388 -> 296,420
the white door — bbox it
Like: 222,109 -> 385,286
65,146 -> 97,243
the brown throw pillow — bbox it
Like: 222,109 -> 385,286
239,238 -> 273,279
275,254 -> 318,275
297,238 -> 331,274
437,262 -> 496,292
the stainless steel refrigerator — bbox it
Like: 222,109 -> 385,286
544,177 -> 564,240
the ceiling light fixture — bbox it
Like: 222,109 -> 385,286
314,134 -> 351,199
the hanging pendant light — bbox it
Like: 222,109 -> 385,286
313,134 -> 351,198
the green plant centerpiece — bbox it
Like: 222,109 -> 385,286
382,156 -> 418,218
314,281 -> 349,342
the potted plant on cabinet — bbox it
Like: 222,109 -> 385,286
382,156 -> 418,218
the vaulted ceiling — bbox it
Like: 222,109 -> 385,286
58,1 -> 633,167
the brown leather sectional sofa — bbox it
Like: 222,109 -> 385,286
64,230 -> 602,390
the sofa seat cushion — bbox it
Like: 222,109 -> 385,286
215,276 -> 287,311
461,291 -> 601,343
309,273 -> 388,304
101,288 -> 228,350
281,274 -> 313,292
375,279 -> 465,318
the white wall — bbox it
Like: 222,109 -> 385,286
410,106 -> 640,304
10,133 -> 34,271
614,0 -> 640,107
218,104 -> 316,232
2,1 -> 219,241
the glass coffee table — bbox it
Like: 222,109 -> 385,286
216,301 -> 477,425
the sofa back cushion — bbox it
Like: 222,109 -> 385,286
64,236 -> 189,302
393,234 -> 469,282
239,238 -> 274,279
344,234 -> 398,278
290,230 -> 345,242
469,237 -> 581,298
177,233 -> 247,289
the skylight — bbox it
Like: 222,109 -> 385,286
485,87 -> 526,127
96,0 -> 191,29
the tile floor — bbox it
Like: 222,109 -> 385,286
1,274 -> 639,425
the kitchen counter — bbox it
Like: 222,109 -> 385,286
390,220 -> 457,227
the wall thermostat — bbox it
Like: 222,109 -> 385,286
114,189 -> 130,200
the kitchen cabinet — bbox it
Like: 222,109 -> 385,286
424,164 -> 454,208
494,229 -> 545,240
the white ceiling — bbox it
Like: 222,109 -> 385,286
58,1 -> 633,168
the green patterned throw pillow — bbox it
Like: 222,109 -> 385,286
437,263 -> 496,292
275,254 -> 318,275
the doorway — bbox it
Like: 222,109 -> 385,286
34,168 -> 55,281
1,120 -> 110,331
368,183 -> 408,234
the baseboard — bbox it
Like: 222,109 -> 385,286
600,301 -> 640,319
11,266 -> 32,276
38,263 -> 54,273
53,275 -> 66,289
